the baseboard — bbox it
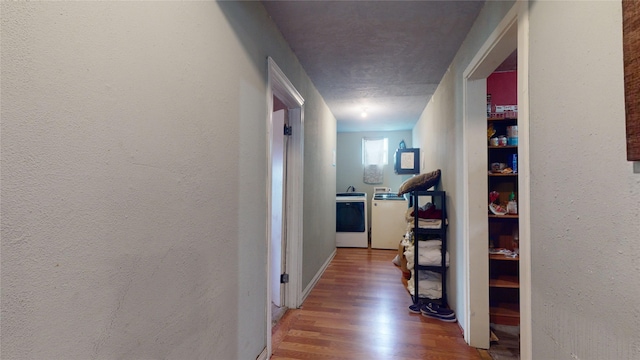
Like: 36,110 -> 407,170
458,322 -> 465,337
256,347 -> 268,360
300,248 -> 336,303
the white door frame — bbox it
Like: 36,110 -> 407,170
265,57 -> 304,358
462,3 -> 531,358
270,109 -> 286,308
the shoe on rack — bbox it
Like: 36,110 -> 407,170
421,311 -> 457,322
420,303 -> 457,322
408,304 -> 421,314
421,302 -> 455,316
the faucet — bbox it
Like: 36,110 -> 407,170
346,185 -> 355,192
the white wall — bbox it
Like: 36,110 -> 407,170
0,2 -> 336,359
528,1 -> 640,359
412,0 -> 516,338
300,87 -> 337,288
414,0 -> 640,357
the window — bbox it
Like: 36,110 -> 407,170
362,137 -> 388,166
362,138 -> 388,184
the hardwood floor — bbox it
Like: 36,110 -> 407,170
272,247 -> 490,360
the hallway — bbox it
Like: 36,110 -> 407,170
271,248 -> 488,359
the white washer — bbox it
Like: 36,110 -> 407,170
371,192 -> 409,249
336,192 -> 368,248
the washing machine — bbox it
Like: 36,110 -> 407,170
336,192 -> 368,248
371,191 -> 409,249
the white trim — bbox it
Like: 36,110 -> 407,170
516,3 -> 532,359
266,57 -> 305,358
285,106 -> 304,308
461,77 -> 491,349
256,347 -> 268,360
465,6 -> 518,81
268,58 -> 304,106
301,249 -> 336,303
461,2 -> 532,356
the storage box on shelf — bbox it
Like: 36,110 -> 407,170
488,115 -> 520,326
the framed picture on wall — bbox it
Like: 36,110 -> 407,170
394,148 -> 420,175
623,0 -> 640,161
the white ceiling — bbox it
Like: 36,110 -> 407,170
262,0 -> 486,132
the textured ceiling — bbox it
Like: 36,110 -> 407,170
262,0 -> 486,132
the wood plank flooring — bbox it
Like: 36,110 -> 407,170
272,248 -> 490,360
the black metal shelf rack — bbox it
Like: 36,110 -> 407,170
411,190 -> 448,307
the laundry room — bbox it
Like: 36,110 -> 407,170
336,130 -> 416,248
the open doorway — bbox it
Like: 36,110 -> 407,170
270,101 -> 288,327
265,57 -> 305,357
462,3 -> 531,359
485,53 -> 520,360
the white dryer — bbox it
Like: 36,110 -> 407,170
371,192 -> 409,250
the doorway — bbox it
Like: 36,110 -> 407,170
270,105 -> 288,326
462,3 -> 531,359
265,57 -> 305,357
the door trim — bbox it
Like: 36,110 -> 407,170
265,57 -> 304,357
461,3 -> 531,358
516,6 -> 532,358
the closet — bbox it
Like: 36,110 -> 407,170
487,67 -> 520,327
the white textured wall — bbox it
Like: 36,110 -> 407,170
1,2 -> 336,359
528,1 -> 640,359
412,0 -> 515,338
300,85 -> 337,289
415,1 -> 640,356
